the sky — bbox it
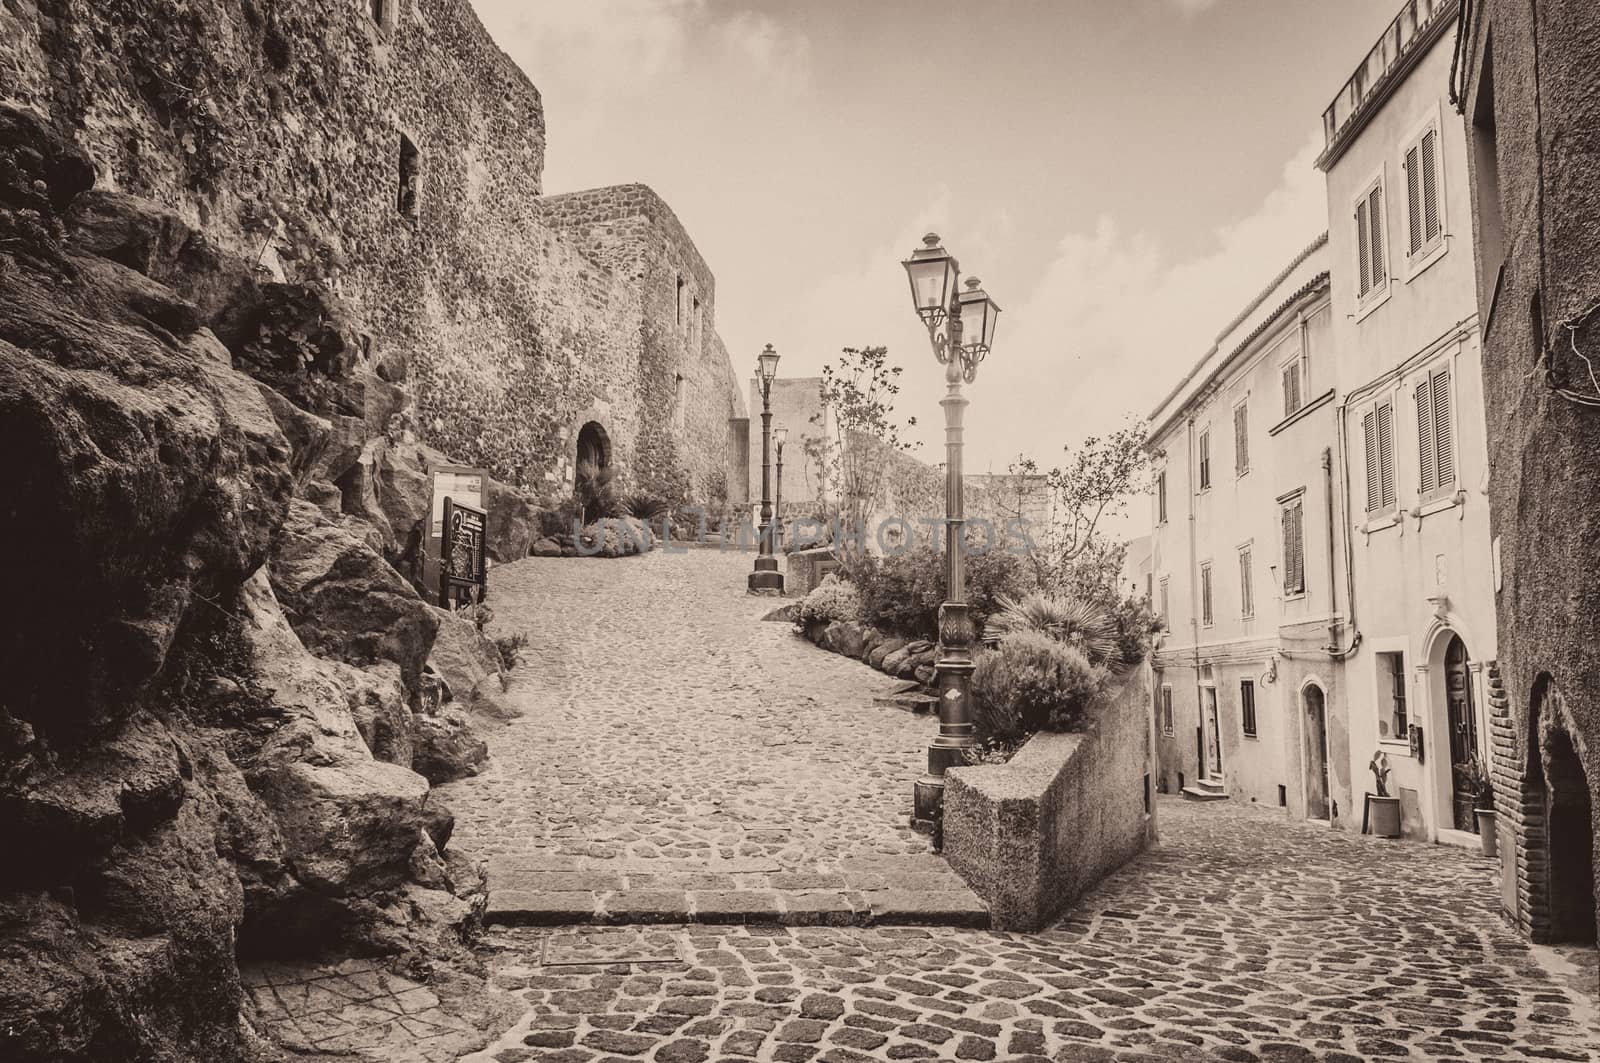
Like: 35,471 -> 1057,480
469,0 -> 1401,475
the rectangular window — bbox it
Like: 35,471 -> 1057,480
1379,651 -> 1408,740
1238,545 -> 1254,619
1157,470 -> 1168,524
1282,358 -> 1303,417
1415,366 -> 1455,498
1161,686 -> 1174,736
1159,577 -> 1170,622
1404,125 -> 1444,258
1355,178 -> 1388,300
1234,402 -> 1249,476
1198,429 -> 1211,491
1362,400 -> 1397,512
1281,498 -> 1305,596
1200,563 -> 1213,627
1241,679 -> 1258,738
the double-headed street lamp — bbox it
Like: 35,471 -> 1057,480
901,233 -> 1002,831
774,423 -> 788,552
749,344 -> 785,593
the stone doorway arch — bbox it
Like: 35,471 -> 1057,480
1524,677 -> 1596,944
574,421 -> 613,524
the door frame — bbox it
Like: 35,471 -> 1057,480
1301,679 -> 1331,821
1201,684 -> 1223,780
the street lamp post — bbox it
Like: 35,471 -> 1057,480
901,233 -> 1002,831
749,344 -> 785,593
774,424 -> 788,554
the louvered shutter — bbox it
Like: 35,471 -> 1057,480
1239,547 -> 1253,618
1199,431 -> 1210,490
1356,201 -> 1372,296
1377,400 -> 1396,508
1282,507 -> 1293,592
1405,144 -> 1423,255
1368,185 -> 1386,287
1234,403 -> 1249,475
1421,128 -> 1441,243
1291,504 -> 1305,594
1363,410 -> 1379,512
1283,362 -> 1301,415
1202,565 -> 1212,626
1416,378 -> 1437,495
1433,368 -> 1454,487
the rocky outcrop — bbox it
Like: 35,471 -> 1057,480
427,606 -> 514,721
0,108 -> 489,1063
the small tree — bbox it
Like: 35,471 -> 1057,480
809,346 -> 918,548
1026,419 -> 1152,590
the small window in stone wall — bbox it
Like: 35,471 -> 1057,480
676,275 -> 685,324
692,295 -> 700,341
397,135 -> 420,219
369,0 -> 397,34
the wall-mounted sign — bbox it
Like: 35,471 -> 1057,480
423,465 -> 488,603
439,497 -> 488,609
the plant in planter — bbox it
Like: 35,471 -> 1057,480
1367,750 -> 1402,838
1463,752 -> 1499,857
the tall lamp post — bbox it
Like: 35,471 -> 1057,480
773,424 -> 788,553
901,233 -> 1001,831
749,344 -> 785,593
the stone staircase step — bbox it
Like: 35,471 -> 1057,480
1181,782 -> 1230,802
872,691 -> 939,713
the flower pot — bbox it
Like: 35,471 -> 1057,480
1369,795 -> 1402,838
1475,808 -> 1498,857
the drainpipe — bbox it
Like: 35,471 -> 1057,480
1322,448 -> 1340,652
1187,414 -> 1205,777
1327,412 -> 1363,660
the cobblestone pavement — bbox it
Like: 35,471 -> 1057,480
437,550 -> 983,924
454,797 -> 1599,1063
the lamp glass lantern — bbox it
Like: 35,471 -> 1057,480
957,278 -> 1002,354
757,344 -> 781,388
773,424 -> 789,449
902,233 -> 957,324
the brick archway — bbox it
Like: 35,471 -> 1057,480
1520,676 -> 1596,944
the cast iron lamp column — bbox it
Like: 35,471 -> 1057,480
748,344 -> 785,593
901,234 -> 1002,831
773,424 -> 788,553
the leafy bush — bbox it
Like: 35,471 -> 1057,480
985,593 -> 1118,665
1106,592 -> 1164,671
798,576 -> 861,625
617,491 -> 670,522
495,632 -> 530,675
971,631 -> 1109,740
842,545 -> 1034,639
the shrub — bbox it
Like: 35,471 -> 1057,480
1106,592 -> 1164,671
537,494 -> 585,538
799,576 -> 861,625
617,491 -> 670,522
971,631 -> 1109,741
842,544 -> 1035,639
985,593 -> 1118,665
966,549 -> 1038,627
494,632 -> 529,675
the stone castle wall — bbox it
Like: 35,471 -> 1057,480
0,0 -> 742,504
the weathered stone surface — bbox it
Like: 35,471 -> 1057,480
257,381 -> 333,488
944,675 -> 1154,932
336,661 -> 414,769
270,499 -> 439,693
412,708 -> 489,785
427,606 -> 514,720
487,476 -> 541,562
532,537 -> 563,557
820,621 -> 867,660
867,639 -> 907,670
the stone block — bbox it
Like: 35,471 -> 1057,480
690,891 -> 782,923
942,675 -> 1154,932
484,890 -> 599,926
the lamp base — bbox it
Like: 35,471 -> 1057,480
747,557 -> 783,593
911,774 -> 944,833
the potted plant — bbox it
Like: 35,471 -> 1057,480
1368,750 -> 1401,838
1465,753 -> 1498,857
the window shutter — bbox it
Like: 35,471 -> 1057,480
1356,201 -> 1372,296
1283,503 -> 1305,595
1234,403 -> 1249,475
1199,431 -> 1210,490
1293,505 -> 1305,593
1433,368 -> 1454,487
1416,378 -> 1437,495
1363,410 -> 1379,512
1377,400 -> 1396,508
1239,548 -> 1252,618
1202,566 -> 1212,625
1405,144 -> 1423,255
1368,185 -> 1386,287
1421,128 -> 1441,242
1283,362 -> 1301,415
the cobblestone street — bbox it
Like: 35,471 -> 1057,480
437,550 -> 982,925
456,797 -> 1599,1063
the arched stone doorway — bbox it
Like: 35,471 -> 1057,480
574,421 -> 613,524
1442,634 -> 1480,832
1304,683 -> 1331,821
1525,678 -> 1596,944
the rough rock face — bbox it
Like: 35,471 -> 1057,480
270,499 -> 440,695
428,607 -> 514,721
0,106 -> 486,1063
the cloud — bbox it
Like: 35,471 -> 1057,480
960,130 -> 1329,472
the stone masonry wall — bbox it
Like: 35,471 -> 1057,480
1461,0 -> 1600,939
0,0 -> 742,504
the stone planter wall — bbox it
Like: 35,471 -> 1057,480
801,619 -> 939,686
942,673 -> 1156,932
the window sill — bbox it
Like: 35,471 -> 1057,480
1355,284 -> 1393,323
1361,512 -> 1401,534
1283,592 -> 1308,603
1269,389 -> 1336,436
1404,238 -> 1449,284
1377,737 -> 1415,754
1413,489 -> 1465,520
1243,733 -> 1260,741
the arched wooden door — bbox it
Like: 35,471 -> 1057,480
1445,636 -> 1479,831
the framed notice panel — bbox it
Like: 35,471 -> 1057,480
423,465 -> 487,603
439,497 -> 488,608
